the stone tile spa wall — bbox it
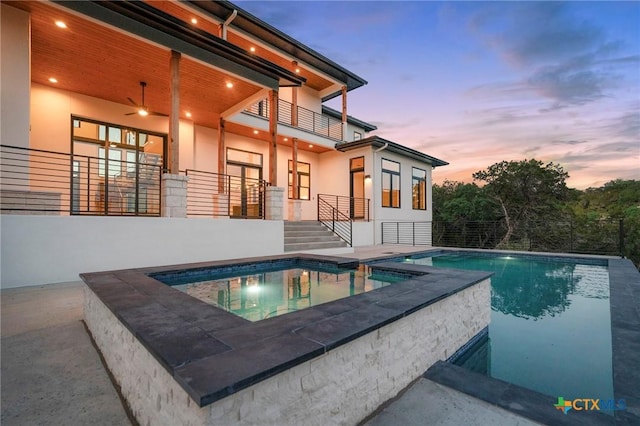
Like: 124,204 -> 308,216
84,277 -> 490,425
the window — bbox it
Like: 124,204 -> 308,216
288,160 -> 310,200
381,158 -> 400,208
412,168 -> 427,210
353,131 -> 362,141
98,147 -> 122,177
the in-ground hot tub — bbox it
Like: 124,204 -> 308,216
81,254 -> 491,425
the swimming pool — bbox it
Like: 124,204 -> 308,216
154,262 -> 406,322
402,252 -> 613,404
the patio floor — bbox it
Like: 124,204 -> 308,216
0,245 -> 549,425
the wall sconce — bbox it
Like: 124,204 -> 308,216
364,174 -> 371,182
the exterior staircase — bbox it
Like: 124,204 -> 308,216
284,221 -> 349,252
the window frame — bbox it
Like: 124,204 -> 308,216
412,167 -> 427,210
288,160 -> 311,200
381,158 -> 401,208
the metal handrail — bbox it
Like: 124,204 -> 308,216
317,193 -> 370,221
244,98 -> 343,140
317,197 -> 352,246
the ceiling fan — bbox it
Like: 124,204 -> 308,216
126,81 -> 167,117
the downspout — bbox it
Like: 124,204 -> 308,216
372,143 -> 388,245
221,10 -> 237,40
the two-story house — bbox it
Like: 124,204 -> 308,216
0,0 -> 447,288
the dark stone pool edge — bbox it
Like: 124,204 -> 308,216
81,253 -> 491,408
424,257 -> 640,426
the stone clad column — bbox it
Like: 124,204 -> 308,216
265,186 -> 284,220
161,174 -> 188,217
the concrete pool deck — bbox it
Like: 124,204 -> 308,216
1,245 -> 638,425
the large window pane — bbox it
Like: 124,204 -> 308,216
412,167 -> 426,210
288,160 -> 310,200
381,158 -> 400,208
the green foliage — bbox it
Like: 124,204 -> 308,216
472,159 -> 571,247
433,161 -> 639,268
569,179 -> 640,267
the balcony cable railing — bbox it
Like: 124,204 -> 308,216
183,169 -> 267,219
245,98 -> 343,140
0,144 -> 161,216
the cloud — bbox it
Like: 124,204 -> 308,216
551,140 -> 589,146
467,3 -> 634,108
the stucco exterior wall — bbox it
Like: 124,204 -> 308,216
0,215 -> 284,289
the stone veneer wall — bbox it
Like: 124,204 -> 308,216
161,174 -> 188,218
84,279 -> 490,426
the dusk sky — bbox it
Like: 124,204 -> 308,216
236,1 -> 640,189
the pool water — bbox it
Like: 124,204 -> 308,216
168,265 -> 405,322
405,253 -> 613,405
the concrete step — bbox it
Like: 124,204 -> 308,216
284,240 -> 348,252
285,230 -> 338,237
285,235 -> 343,243
284,221 -> 349,252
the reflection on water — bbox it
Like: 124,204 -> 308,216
172,265 -> 403,322
408,254 -> 613,405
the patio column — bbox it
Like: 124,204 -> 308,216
168,50 -> 181,174
215,117 -> 229,216
269,89 -> 278,185
218,117 -> 225,186
341,85 -> 347,142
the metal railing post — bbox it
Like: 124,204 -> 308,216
619,218 -> 624,257
413,222 -> 415,246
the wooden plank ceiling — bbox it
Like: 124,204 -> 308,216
147,0 -> 336,92
6,1 -> 331,152
8,1 -> 265,130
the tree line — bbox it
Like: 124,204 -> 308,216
433,159 -> 640,268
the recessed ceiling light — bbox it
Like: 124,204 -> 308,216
309,144 -> 313,148
191,18 -> 198,24
295,68 -> 300,73
226,82 -> 233,88
185,112 -> 192,118
48,77 -> 58,83
250,47 -> 256,52
253,130 -> 259,135
283,138 -> 288,141
55,20 -> 67,29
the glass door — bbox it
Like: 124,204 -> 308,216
227,163 -> 263,218
350,157 -> 365,219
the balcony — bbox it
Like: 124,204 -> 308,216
245,98 -> 343,141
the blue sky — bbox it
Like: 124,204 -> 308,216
236,1 -> 640,189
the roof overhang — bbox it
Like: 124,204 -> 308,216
54,0 -> 306,89
186,0 -> 368,96
336,136 -> 449,168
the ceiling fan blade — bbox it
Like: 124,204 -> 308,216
127,97 -> 139,107
149,111 -> 169,117
124,111 -> 137,116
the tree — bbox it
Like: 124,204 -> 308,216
473,159 -> 571,248
432,180 -> 500,248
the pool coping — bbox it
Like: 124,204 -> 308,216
387,249 -> 639,425
80,253 -> 492,407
